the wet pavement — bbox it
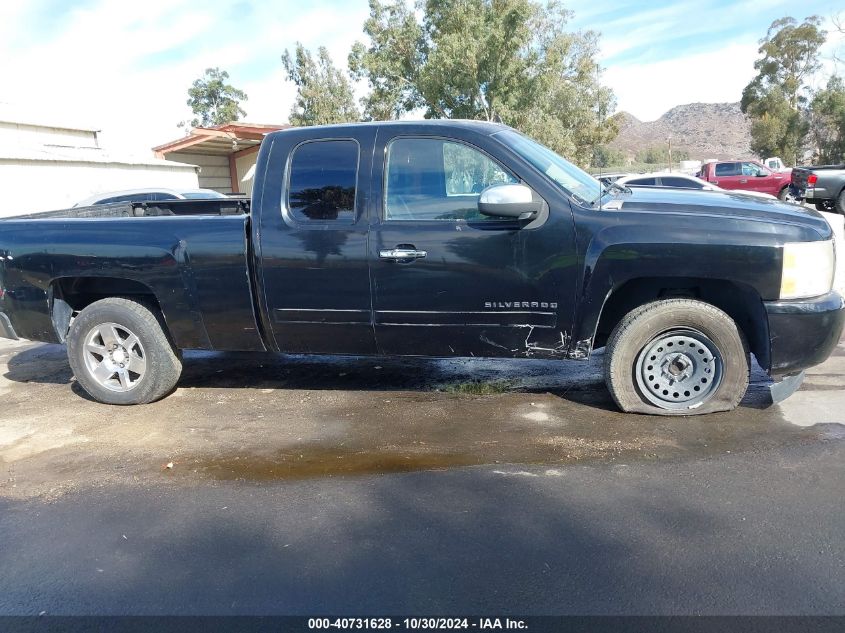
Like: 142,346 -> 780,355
0,337 -> 844,614
0,337 -> 842,498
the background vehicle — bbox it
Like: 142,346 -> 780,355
791,165 -> 845,214
616,172 -> 777,200
0,121 -> 842,415
73,188 -> 228,207
699,160 -> 793,200
764,157 -> 790,173
591,172 -> 631,187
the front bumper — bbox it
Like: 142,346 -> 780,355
0,312 -> 18,340
765,291 -> 845,377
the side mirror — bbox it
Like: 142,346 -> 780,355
478,184 -> 542,220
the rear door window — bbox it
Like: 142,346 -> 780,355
287,140 -> 359,223
714,162 -> 740,177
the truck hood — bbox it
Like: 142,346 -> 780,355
609,187 -> 831,238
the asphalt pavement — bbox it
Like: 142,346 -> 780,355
0,337 -> 843,615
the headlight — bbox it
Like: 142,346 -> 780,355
780,239 -> 835,300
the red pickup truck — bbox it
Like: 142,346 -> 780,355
699,160 -> 793,201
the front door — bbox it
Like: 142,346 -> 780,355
368,131 -> 576,358
257,128 -> 376,355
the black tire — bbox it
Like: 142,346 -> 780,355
604,299 -> 749,416
67,298 -> 182,405
778,186 -> 796,203
836,189 -> 845,215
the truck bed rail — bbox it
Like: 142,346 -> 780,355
6,198 -> 250,220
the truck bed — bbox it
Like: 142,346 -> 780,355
0,210 -> 264,352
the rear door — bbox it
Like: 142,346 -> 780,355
367,128 -> 577,358
711,162 -> 742,189
256,127 -> 377,355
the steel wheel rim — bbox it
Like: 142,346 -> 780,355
634,328 -> 723,410
82,322 -> 147,392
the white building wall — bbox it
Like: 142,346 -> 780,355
0,121 -> 98,148
235,152 -> 258,197
0,160 -> 199,217
167,152 -> 231,193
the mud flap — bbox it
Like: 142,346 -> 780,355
770,371 -> 805,404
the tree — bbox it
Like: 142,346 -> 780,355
185,68 -> 248,128
282,43 -> 360,126
810,76 -> 845,163
348,0 -> 617,165
740,16 -> 826,164
634,145 -> 689,165
591,144 -> 626,169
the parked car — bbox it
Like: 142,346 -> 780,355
0,121 -> 842,415
699,160 -> 793,201
73,188 -> 227,207
791,165 -> 845,214
616,172 -> 777,200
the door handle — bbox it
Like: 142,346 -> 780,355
379,247 -> 427,261
739,178 -> 748,184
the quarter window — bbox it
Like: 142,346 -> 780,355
384,138 -> 517,221
288,140 -> 358,222
627,177 -> 657,186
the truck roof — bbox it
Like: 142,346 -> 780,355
267,119 -> 511,138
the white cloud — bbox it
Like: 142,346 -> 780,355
603,42 -> 759,121
2,0 -> 843,155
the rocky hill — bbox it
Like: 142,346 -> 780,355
609,102 -> 753,162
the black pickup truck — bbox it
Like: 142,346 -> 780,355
791,165 -> 845,213
1,121 -> 843,415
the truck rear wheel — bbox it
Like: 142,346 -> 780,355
67,298 -> 182,405
837,189 -> 845,215
604,299 -> 749,415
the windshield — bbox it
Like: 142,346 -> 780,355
494,130 -> 605,206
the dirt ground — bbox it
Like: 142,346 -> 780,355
1,336 -> 843,500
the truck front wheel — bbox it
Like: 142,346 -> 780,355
604,299 -> 749,415
67,298 -> 182,405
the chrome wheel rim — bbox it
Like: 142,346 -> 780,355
82,322 -> 147,392
634,328 -> 723,410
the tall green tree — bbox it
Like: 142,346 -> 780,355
348,0 -> 617,165
185,67 -> 248,127
810,76 -> 845,163
740,16 -> 826,164
282,43 -> 360,126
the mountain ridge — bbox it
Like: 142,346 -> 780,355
609,102 -> 754,162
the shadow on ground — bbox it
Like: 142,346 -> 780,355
3,343 -> 775,413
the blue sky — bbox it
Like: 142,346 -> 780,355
0,0 -> 842,152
